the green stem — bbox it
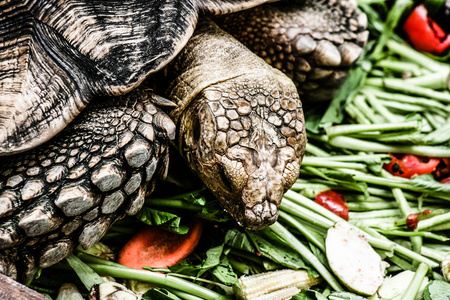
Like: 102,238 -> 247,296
302,157 -> 367,170
386,40 -> 447,72
365,77 -> 450,102
347,201 -> 399,211
278,211 -> 326,252
376,98 -> 428,113
269,222 -> 344,292
380,170 -> 424,254
348,209 -> 402,219
403,71 -> 450,90
345,102 -> 372,125
363,90 -> 402,123
280,198 -> 334,229
305,143 -> 331,157
76,253 -> 222,300
377,229 -> 449,242
370,0 -> 413,59
283,191 -> 439,267
88,264 -> 222,300
327,135 -> 450,157
423,111 -> 442,130
400,263 -> 429,300
350,218 -> 398,230
325,121 -> 420,137
167,289 -> 206,300
352,94 -> 385,124
305,153 -> 391,162
365,87 -> 449,112
375,59 -> 423,76
416,211 -> 450,231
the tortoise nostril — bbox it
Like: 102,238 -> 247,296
218,164 -> 233,192
191,115 -> 200,144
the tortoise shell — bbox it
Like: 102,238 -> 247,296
0,0 -> 269,155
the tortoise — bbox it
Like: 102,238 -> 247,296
0,0 -> 368,283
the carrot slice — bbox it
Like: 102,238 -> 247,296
117,218 -> 203,270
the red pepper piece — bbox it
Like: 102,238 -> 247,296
441,177 -> 450,184
314,190 -> 349,220
406,210 -> 432,230
383,154 -> 440,179
403,4 -> 450,55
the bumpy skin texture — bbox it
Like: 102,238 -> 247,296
166,20 -> 306,230
216,0 -> 368,102
0,0 -> 270,155
0,89 -> 175,283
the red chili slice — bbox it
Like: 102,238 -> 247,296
314,190 -> 349,220
441,177 -> 450,184
406,210 -> 432,230
383,154 -> 440,179
403,4 -> 450,55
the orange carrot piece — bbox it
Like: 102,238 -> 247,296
117,218 -> 203,270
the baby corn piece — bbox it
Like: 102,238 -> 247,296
234,269 -> 322,300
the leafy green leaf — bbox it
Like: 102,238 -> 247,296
169,243 -> 227,278
199,243 -> 226,276
135,207 -> 189,234
292,290 -> 328,300
302,166 -> 368,195
178,189 -> 207,206
224,229 -> 256,253
317,60 -> 371,131
66,254 -> 103,291
424,280 -> 450,300
246,230 -> 311,271
167,259 -> 200,277
142,288 -> 182,300
211,257 -> 238,285
328,291 -> 368,300
198,199 -> 231,222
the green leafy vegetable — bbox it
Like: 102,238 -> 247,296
65,254 -> 103,291
142,288 -> 181,300
135,207 -> 189,234
424,280 -> 450,300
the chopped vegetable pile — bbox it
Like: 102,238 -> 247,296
29,1 -> 450,299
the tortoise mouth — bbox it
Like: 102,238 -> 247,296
242,200 -> 279,231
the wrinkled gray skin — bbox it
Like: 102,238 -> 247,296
165,20 -> 306,230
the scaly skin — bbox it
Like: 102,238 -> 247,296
0,89 -> 175,283
216,0 -> 368,102
166,20 -> 306,230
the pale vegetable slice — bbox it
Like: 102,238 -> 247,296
326,221 -> 387,296
369,270 -> 428,300
441,252 -> 450,282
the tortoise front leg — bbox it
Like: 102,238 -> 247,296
0,88 -> 175,283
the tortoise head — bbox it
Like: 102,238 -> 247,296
177,76 -> 306,230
